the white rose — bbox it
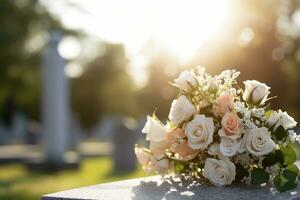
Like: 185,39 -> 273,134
266,110 -> 280,128
169,95 -> 196,126
266,110 -> 297,130
203,158 -> 236,186
142,116 -> 167,142
278,110 -> 297,130
220,137 -> 241,157
244,127 -> 275,156
243,80 -> 270,105
185,114 -> 214,150
173,70 -> 197,92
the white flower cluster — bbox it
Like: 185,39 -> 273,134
288,130 -> 300,143
135,66 -> 299,191
234,101 -> 247,114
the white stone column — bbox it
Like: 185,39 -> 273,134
42,31 -> 70,164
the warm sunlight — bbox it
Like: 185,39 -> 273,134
67,0 -> 230,59
42,0 -> 231,84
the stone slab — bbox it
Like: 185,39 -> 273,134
42,176 -> 300,200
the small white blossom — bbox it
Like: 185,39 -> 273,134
244,119 -> 257,129
228,88 -> 237,96
252,108 -> 265,118
234,101 -> 247,114
244,111 -> 252,121
288,130 -> 297,143
255,120 -> 261,126
296,136 -> 300,143
265,165 -> 280,178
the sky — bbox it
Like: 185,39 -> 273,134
40,0 -> 233,85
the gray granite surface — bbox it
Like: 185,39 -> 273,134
42,176 -> 300,200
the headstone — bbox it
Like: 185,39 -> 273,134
112,116 -> 138,172
0,121 -> 9,144
12,112 -> 27,141
91,115 -> 117,139
42,176 -> 300,200
41,31 -> 71,165
69,114 -> 83,150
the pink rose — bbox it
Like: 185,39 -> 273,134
165,128 -> 199,161
218,112 -> 242,140
215,92 -> 234,117
171,142 -> 200,161
135,147 -> 151,166
165,128 -> 186,144
149,140 -> 168,157
135,147 -> 169,174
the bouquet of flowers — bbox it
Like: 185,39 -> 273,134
135,66 -> 299,192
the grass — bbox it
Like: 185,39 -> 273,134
0,157 -> 145,200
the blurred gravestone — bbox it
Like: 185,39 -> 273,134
39,31 -> 76,169
12,112 -> 27,142
70,114 -> 83,150
0,121 -> 9,144
92,115 -> 117,140
112,116 -> 138,172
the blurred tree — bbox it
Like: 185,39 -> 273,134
72,43 -> 138,129
0,0 -> 74,121
139,0 -> 299,122
189,0 -> 289,114
276,0 -> 300,121
137,52 -> 178,120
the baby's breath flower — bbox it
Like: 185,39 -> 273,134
234,101 -> 247,114
244,120 -> 257,129
252,108 -> 265,118
288,130 -> 297,143
244,111 -> 252,121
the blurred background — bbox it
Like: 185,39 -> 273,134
0,0 -> 300,199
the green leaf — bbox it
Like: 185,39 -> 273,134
275,150 -> 285,165
262,150 -> 284,168
282,164 -> 299,182
174,163 -> 186,173
274,175 -> 298,192
235,164 -> 249,182
273,126 -> 287,141
251,168 -> 269,185
281,145 -> 297,165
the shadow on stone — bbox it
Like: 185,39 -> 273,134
131,176 -> 300,200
